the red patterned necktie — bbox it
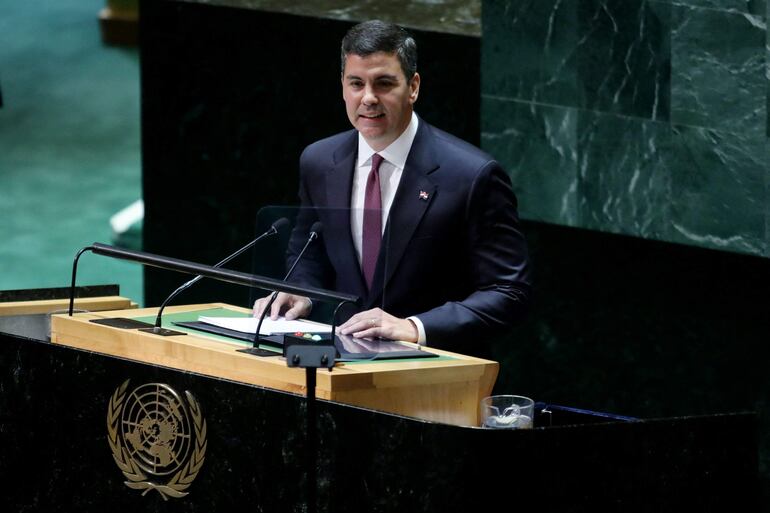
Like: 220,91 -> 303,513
362,153 -> 384,290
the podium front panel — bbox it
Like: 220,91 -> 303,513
0,316 -> 758,512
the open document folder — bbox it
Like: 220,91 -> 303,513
198,316 -> 332,336
185,315 -> 438,361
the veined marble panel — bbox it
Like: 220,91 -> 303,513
765,132 -> 770,258
482,0 -> 770,258
577,111 -> 672,238
762,0 -> 770,256
577,0 -> 671,121
670,4 -> 766,137
764,0 -> 770,138
481,0 -> 579,107
766,168 -> 770,257
177,0 -> 482,36
669,125 -> 766,255
658,0 -> 765,17
481,95 -> 579,225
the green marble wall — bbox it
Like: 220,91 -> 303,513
482,0 -> 769,257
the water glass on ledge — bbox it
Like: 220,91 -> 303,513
480,395 -> 534,429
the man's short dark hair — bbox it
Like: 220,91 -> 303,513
341,20 -> 417,80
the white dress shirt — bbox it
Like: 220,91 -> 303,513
350,113 -> 427,344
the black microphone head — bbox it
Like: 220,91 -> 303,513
310,221 -> 323,236
272,217 -> 290,232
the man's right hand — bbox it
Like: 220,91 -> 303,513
252,292 -> 311,320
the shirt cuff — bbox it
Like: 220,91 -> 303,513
406,316 -> 427,345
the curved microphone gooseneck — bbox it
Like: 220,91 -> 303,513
148,217 -> 290,333
252,221 -> 323,348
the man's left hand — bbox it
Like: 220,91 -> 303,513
337,308 -> 418,342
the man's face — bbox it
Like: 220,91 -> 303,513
341,52 -> 420,151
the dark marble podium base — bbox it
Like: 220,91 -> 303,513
0,327 -> 758,512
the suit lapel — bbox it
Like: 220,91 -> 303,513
324,132 -> 368,299
368,122 -> 439,304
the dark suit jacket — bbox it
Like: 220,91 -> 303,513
287,118 -> 532,355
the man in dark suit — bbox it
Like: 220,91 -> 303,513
254,20 -> 531,355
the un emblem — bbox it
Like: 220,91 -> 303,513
107,380 -> 207,500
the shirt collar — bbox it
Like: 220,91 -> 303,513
357,112 -> 419,168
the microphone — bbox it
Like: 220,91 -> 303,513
142,217 -> 290,336
250,221 -> 323,348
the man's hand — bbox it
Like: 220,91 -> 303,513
337,308 -> 418,342
253,293 -> 311,320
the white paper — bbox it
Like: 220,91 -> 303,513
198,316 -> 332,335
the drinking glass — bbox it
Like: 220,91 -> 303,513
480,395 -> 534,429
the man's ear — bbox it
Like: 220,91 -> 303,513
409,72 -> 420,104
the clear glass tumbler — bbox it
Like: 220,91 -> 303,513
480,395 -> 534,429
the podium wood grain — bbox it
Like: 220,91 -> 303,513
0,296 -> 136,316
50,303 -> 498,426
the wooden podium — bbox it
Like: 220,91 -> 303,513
0,295 -> 135,317
50,303 -> 498,426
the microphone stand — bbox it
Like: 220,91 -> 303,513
245,223 -> 346,513
282,306 -> 338,513
141,219 -> 287,336
67,243 -> 357,315
243,224 -> 321,355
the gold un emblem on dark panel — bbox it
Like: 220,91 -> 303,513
107,380 -> 207,500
